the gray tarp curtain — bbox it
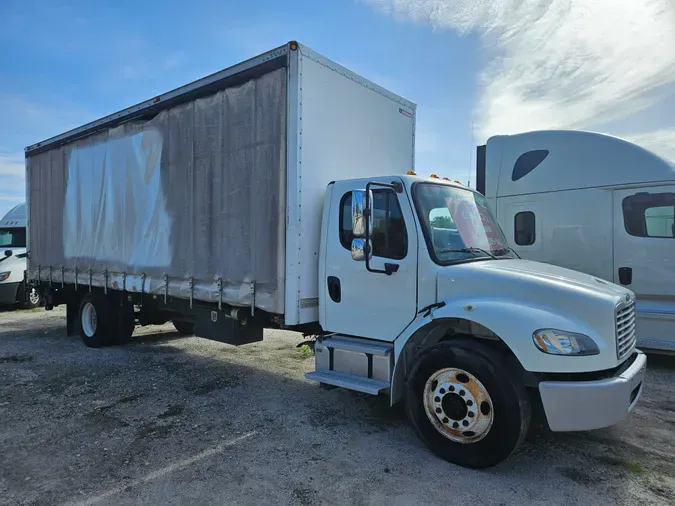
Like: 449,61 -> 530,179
27,68 -> 287,314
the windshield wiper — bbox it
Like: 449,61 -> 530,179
494,246 -> 521,259
437,247 -> 497,260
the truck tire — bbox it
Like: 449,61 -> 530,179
172,320 -> 195,336
405,339 -> 531,469
113,303 -> 136,345
17,282 -> 41,309
78,293 -> 113,348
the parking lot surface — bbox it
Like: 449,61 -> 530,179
1,307 -> 674,505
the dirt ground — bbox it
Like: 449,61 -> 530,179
1,307 -> 674,506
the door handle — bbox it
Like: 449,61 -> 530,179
327,276 -> 341,303
618,267 -> 632,286
384,263 -> 400,275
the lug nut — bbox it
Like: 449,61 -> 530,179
439,388 -> 445,394
466,400 -> 473,406
453,422 -> 459,429
436,408 -> 442,414
442,417 -> 449,423
459,390 -> 465,396
435,396 -> 441,402
468,412 -> 474,418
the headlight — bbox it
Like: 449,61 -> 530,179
532,329 -> 599,356
0,271 -> 10,282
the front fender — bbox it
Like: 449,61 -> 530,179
391,297 -> 617,405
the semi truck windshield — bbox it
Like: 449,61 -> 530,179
0,227 -> 26,248
414,183 -> 514,264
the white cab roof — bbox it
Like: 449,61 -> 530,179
484,130 -> 675,198
1,203 -> 26,228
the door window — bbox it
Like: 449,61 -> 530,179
514,211 -> 536,245
623,193 -> 675,238
340,191 -> 407,259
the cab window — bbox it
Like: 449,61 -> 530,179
340,190 -> 407,259
623,193 -> 675,238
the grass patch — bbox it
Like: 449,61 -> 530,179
624,461 -> 645,474
297,344 -> 314,359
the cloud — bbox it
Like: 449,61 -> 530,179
625,128 -> 675,162
363,0 -> 675,142
0,153 -> 24,178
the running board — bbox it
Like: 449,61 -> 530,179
304,371 -> 390,395
320,335 -> 393,356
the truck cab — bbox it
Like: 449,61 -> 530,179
0,203 -> 40,308
477,130 -> 675,353
310,173 -> 646,468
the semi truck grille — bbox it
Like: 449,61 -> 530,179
616,300 -> 636,360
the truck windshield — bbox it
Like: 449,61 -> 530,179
0,227 -> 26,248
414,183 -> 514,263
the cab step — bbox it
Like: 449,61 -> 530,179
320,335 -> 393,356
304,371 -> 390,395
305,335 -> 394,395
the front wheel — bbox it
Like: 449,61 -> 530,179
405,339 -> 531,469
17,282 -> 41,309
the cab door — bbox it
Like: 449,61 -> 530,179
323,179 -> 418,341
613,187 -> 675,351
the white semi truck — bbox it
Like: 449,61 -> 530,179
0,203 -> 41,308
477,131 -> 675,353
26,42 -> 646,469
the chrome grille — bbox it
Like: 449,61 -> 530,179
616,300 -> 636,359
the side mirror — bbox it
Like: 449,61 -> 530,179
351,238 -> 372,262
351,189 -> 373,239
4,250 -> 12,257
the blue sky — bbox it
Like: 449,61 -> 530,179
1,0 -> 674,217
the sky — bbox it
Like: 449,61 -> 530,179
1,0 -> 674,217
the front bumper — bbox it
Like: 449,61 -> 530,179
539,350 -> 647,432
0,281 -> 20,306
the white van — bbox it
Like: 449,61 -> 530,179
0,203 -> 41,308
478,130 -> 675,353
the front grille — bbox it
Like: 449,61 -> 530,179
616,300 -> 636,360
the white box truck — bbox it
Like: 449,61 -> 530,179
0,203 -> 41,308
477,130 -> 675,353
26,42 -> 646,468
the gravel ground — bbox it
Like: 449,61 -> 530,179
1,307 -> 674,506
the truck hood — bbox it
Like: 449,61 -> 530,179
0,246 -> 27,263
435,259 -> 634,372
476,259 -> 629,299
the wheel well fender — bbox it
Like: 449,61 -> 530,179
390,317 -> 524,406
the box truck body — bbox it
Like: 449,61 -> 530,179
25,43 -> 415,326
26,44 -> 646,469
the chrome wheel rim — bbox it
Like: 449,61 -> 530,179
29,288 -> 40,306
423,368 -> 494,444
81,302 -> 97,337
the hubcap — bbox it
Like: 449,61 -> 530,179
423,368 -> 494,443
29,288 -> 40,306
81,302 -> 97,337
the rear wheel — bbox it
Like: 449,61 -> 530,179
405,339 -> 531,469
78,293 -> 113,348
172,320 -> 195,336
113,303 -> 136,345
